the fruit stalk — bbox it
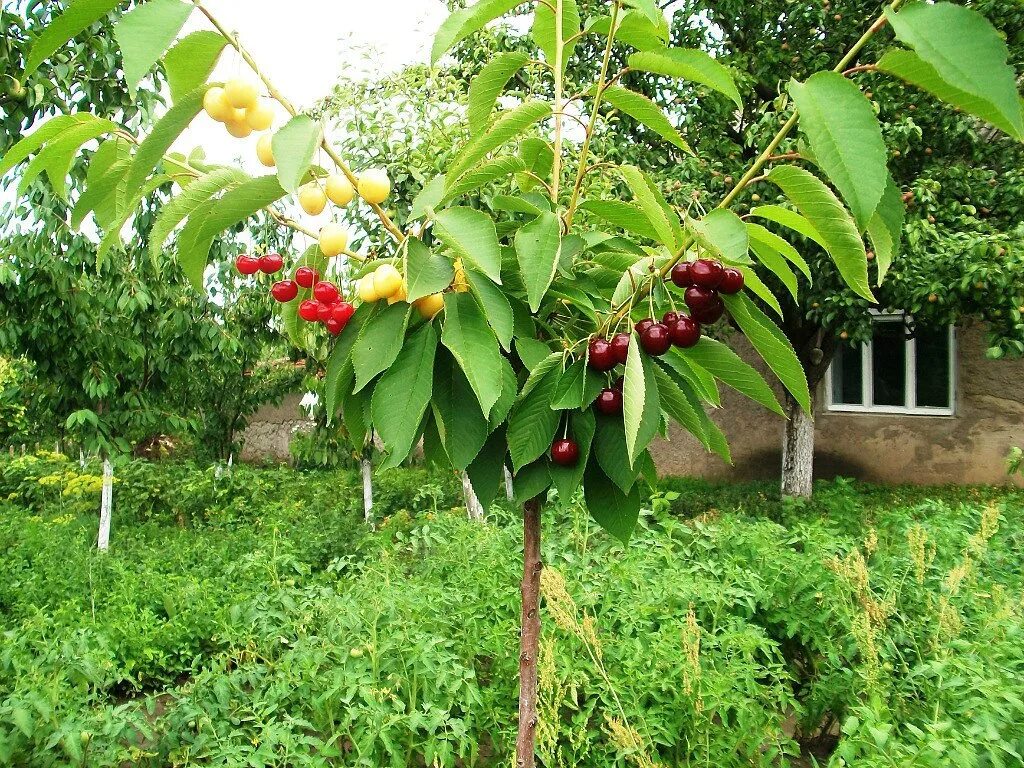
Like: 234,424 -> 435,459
516,497 -> 543,768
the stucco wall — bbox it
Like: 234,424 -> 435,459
238,393 -> 312,463
651,322 -> 1024,486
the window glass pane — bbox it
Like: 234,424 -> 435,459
831,344 -> 863,405
915,327 -> 951,408
872,321 -> 906,407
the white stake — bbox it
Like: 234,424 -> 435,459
361,457 -> 374,525
504,465 -> 515,501
97,458 -> 113,551
463,471 -> 486,522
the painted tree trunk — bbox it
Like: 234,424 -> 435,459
97,458 -> 113,551
504,466 -> 515,501
781,394 -> 815,498
361,457 -> 374,524
516,498 -> 542,767
462,471 -> 486,521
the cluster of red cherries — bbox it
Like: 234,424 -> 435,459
548,258 -> 744,467
235,254 -> 354,336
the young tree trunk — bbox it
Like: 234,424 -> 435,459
516,498 -> 543,767
97,457 -> 113,551
361,456 -> 374,524
462,471 -> 486,521
781,394 -> 815,498
504,465 -> 515,501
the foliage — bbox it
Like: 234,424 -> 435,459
0,455 -> 1022,765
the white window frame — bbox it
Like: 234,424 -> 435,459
825,314 -> 957,417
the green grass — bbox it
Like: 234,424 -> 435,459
0,453 -> 1022,766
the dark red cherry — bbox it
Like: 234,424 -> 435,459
640,323 -> 672,356
259,253 -> 284,274
690,259 -> 725,289
670,261 -> 694,288
595,388 -> 623,415
690,295 -> 726,324
635,318 -> 655,336
295,266 -> 319,289
588,338 -> 617,372
298,300 -> 320,321
685,286 -> 718,313
313,281 -> 339,304
610,333 -> 631,365
270,280 -> 298,302
719,267 -> 745,294
612,375 -> 624,391
325,318 -> 344,336
662,311 -> 681,325
551,439 -> 580,467
235,254 -> 261,275
669,316 -> 701,348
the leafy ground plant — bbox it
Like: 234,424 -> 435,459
4,0 -> 1024,762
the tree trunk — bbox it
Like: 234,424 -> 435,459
781,394 -> 815,498
504,465 -> 515,501
462,471 -> 486,521
516,498 -> 543,767
361,457 -> 374,525
97,457 -> 113,551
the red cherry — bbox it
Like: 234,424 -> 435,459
298,300 -> 320,321
685,286 -> 718,313
669,316 -> 701,348
235,254 -> 261,275
332,301 -> 355,325
325,318 -> 344,336
316,302 -> 334,323
595,388 -> 623,415
690,259 -> 725,289
635,318 -> 655,335
313,281 -> 339,304
551,438 -> 580,467
719,268 -> 745,294
691,301 -> 725,324
259,253 -> 284,274
270,280 -> 298,303
670,262 -> 694,288
295,266 -> 319,289
610,333 -> 631,365
640,323 -> 672,356
612,375 -> 624,391
663,311 -> 681,325
588,338 -> 617,372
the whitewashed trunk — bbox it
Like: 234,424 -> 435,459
462,472 -> 486,522
361,458 -> 374,524
781,397 -> 815,498
504,466 -> 515,501
97,458 -> 113,551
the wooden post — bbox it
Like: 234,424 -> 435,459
504,465 -> 515,502
462,471 -> 486,522
516,498 -> 542,767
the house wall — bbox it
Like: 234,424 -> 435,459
238,393 -> 311,463
650,322 -> 1024,486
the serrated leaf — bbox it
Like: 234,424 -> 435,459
515,211 -> 562,312
114,0 -> 193,97
578,200 -> 661,242
651,362 -> 707,447
1,115 -> 111,178
659,351 -> 720,406
766,165 -> 873,301
405,238 -> 455,303
411,175 -> 446,220
71,158 -> 128,230
589,9 -> 668,51
749,240 -> 798,300
273,115 -> 322,195
442,156 -> 526,203
532,0 -> 580,75
866,175 -> 904,283
518,352 -> 562,403
149,167 -> 250,261
164,31 -> 228,103
602,84 -> 692,153
432,349 -> 490,470
750,205 -> 826,250
732,264 -> 783,317
17,119 -> 118,201
468,52 -> 530,135
466,268 -> 514,350
466,428 -> 508,509
352,303 -> 411,392
677,339 -> 783,415
628,48 -> 741,108
324,301 -> 377,416
514,460 -> 551,504
508,368 -> 561,471
442,292 -> 504,417
623,334 -> 661,465
23,0 -> 121,78
433,207 -> 503,284
584,462 -> 641,544
788,72 -> 887,230
431,0 -> 524,64
593,415 -> 639,492
619,164 -> 682,249
96,174 -> 170,264
447,100 -> 551,182
125,85 -> 207,202
551,360 -> 586,410
746,222 -> 811,278
371,323 -> 438,466
687,209 -> 749,263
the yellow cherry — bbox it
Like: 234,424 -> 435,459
414,293 -> 445,319
387,282 -> 408,305
358,168 -> 391,205
225,118 -> 252,139
202,87 -> 233,123
256,134 -> 275,167
245,100 -> 274,131
357,275 -> 379,303
373,264 -> 403,298
318,223 -> 350,258
298,184 -> 327,216
224,78 -> 259,110
325,174 -> 355,206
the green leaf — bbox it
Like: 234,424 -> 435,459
788,72 -> 887,230
514,460 -> 551,504
733,264 -> 783,317
352,303 -> 411,392
442,292 -> 504,417
410,175 -> 446,220
272,115 -> 322,195
674,374 -> 732,463
746,222 -> 811,279
749,240 -> 798,301
723,293 -> 811,414
432,0 -> 524,64
280,245 -> 329,348
23,0 -> 121,79
623,334 -> 661,466
687,209 -> 749,263
447,100 -> 551,182
489,357 -> 520,430
1,115 -> 110,178
766,165 -> 873,301
884,2 -> 1023,140
114,0 -> 193,97
125,85 -> 207,202
442,156 -> 526,203
507,368 -> 561,471
164,31 -> 227,103
659,352 -> 720,407
584,462 -> 641,545
550,409 -> 595,500
371,323 -> 438,466
619,165 -> 681,249
96,174 -> 170,265
517,352 -> 562,403
466,428 -> 508,509
324,302 -> 377,416
148,167 -> 250,261
517,338 -> 554,371
593,415 -> 639,492
532,0 -> 580,75
677,339 -> 783,415
551,360 -> 586,409
750,205 -> 826,250
651,363 -> 707,444
865,175 -> 904,283
433,207 -> 503,283
405,238 -> 455,303
432,349 -> 490,470
579,200 -> 661,242
588,9 -> 668,51
71,138 -> 131,229
18,120 -> 118,201
602,84 -> 692,153
466,268 -> 514,351
468,52 -> 530,135
515,211 -> 562,313
628,48 -> 742,108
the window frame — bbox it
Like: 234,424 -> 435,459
825,314 -> 957,417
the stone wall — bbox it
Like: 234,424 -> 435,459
238,393 -> 313,464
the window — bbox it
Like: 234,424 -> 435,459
826,315 -> 956,416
